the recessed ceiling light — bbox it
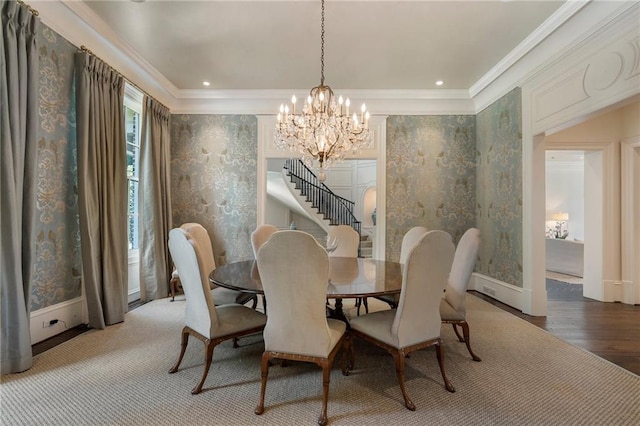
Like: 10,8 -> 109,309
435,80 -> 444,86
202,81 -> 210,87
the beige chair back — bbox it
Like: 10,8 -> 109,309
399,226 -> 428,264
168,228 -> 219,337
180,223 -> 216,275
444,228 -> 480,315
327,225 -> 359,258
251,224 -> 278,259
257,230 -> 333,357
393,230 -> 455,347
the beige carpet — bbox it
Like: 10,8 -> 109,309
2,296 -> 638,425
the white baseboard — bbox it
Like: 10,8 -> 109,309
470,273 -> 523,311
622,280 -> 640,305
602,280 -> 625,303
30,298 -> 85,344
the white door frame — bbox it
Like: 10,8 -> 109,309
256,115 -> 388,260
621,136 -> 640,304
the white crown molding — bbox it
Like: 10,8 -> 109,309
176,89 -> 470,100
37,1 -> 178,107
469,0 -> 589,99
171,90 -> 475,115
473,0 -> 639,114
36,0 -> 634,117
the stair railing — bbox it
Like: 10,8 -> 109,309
283,159 -> 362,255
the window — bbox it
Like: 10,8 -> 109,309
124,84 -> 143,255
124,84 -> 143,303
125,105 -> 141,250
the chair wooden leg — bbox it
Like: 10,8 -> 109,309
255,353 -> 271,415
169,328 -> 189,373
460,321 -> 482,362
359,297 -> 369,314
435,342 -> 455,393
170,278 -> 176,302
452,323 -> 464,342
355,297 -> 370,316
392,350 -> 415,411
318,361 -> 330,426
233,337 -> 239,348
341,334 -> 353,375
192,339 -> 216,394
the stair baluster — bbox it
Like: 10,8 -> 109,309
283,159 -> 362,256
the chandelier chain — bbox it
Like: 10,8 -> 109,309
273,0 -> 371,182
320,0 -> 325,86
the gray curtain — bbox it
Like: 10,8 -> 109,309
75,51 -> 128,329
139,96 -> 172,301
1,1 -> 40,374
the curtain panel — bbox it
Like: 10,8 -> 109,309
1,1 -> 40,374
139,96 -> 172,301
75,51 -> 128,329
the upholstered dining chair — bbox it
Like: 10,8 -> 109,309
327,225 -> 361,315
326,225 -> 359,258
348,230 -> 456,411
254,230 -> 351,426
440,227 -> 482,361
250,224 -> 278,259
170,223 -> 257,309
368,226 -> 429,313
167,228 -> 267,395
250,224 -> 279,313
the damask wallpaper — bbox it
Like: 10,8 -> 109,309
31,25 -> 82,311
170,115 -> 257,264
386,115 -> 476,262
476,88 -> 523,287
29,22 -> 522,311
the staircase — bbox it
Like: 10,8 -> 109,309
283,159 -> 363,256
359,235 -> 373,258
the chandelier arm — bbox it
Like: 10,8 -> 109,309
323,138 -> 340,158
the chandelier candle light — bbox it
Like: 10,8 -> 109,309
274,0 -> 371,182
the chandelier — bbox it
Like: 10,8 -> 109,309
274,0 -> 371,182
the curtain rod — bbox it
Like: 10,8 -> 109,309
79,45 -> 166,109
17,0 -> 39,16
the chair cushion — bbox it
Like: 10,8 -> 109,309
349,309 -> 397,347
212,287 -> 253,306
211,304 -> 266,339
327,318 -> 347,352
439,298 -> 465,321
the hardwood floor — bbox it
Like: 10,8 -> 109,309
470,279 -> 640,376
34,283 -> 640,376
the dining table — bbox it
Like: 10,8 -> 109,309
210,257 -> 403,321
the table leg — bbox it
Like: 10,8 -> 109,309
327,298 -> 348,323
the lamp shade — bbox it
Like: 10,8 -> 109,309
551,212 -> 569,221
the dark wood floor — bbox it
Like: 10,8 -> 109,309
35,282 -> 640,376
471,279 -> 640,376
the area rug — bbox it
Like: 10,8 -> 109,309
546,270 -> 584,285
2,295 -> 638,425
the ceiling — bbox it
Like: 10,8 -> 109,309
79,0 -> 566,94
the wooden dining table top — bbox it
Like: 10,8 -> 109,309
210,257 -> 403,299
